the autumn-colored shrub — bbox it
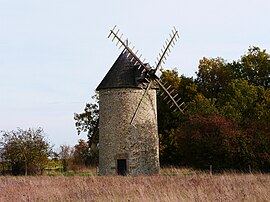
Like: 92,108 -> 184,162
175,115 -> 270,171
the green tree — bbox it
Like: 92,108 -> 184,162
187,94 -> 219,115
196,57 -> 234,99
178,75 -> 198,103
233,46 -> 270,90
74,95 -> 99,160
0,128 -> 51,175
158,69 -> 184,131
219,79 -> 266,122
157,69 -> 188,165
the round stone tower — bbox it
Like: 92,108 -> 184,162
96,52 -> 159,175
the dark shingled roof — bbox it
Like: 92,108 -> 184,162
96,51 -> 146,90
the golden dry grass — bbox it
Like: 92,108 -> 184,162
0,171 -> 269,201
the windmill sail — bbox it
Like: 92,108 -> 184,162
154,27 -> 179,72
108,26 -> 185,124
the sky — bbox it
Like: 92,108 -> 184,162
1,0 -> 270,149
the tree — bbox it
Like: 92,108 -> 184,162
158,69 -> 185,132
187,94 -> 219,116
196,57 -> 234,99
157,69 -> 189,165
233,46 -> 270,90
0,128 -> 51,175
72,139 -> 95,167
178,75 -> 198,103
219,79 -> 267,122
58,145 -> 73,172
74,95 -> 99,160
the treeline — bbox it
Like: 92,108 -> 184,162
158,46 -> 270,171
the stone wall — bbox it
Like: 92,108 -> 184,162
98,88 -> 159,175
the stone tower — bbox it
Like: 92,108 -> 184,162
96,51 -> 159,176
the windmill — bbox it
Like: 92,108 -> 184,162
96,26 -> 184,176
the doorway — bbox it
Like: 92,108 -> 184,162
117,159 -> 127,176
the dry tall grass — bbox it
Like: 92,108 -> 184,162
0,171 -> 269,201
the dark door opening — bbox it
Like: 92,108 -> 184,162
117,159 -> 127,176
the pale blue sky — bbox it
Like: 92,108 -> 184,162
1,0 -> 269,148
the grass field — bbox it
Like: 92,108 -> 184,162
0,169 -> 269,201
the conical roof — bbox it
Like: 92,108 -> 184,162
96,51 -> 144,90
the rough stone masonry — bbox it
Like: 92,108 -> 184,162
96,52 -> 160,175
